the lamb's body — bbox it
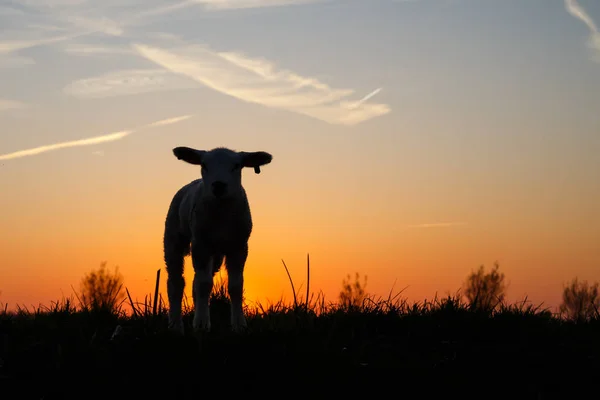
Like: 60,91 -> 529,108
163,146 -> 272,334
164,179 -> 253,262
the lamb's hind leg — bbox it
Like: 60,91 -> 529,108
164,235 -> 187,335
191,241 -> 213,332
225,244 -> 248,333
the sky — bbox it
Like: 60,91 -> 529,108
0,0 -> 599,313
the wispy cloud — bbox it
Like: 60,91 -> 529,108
406,222 -> 468,229
135,0 -> 197,19
132,42 -> 390,125
63,15 -> 124,37
3,0 -> 389,125
193,0 -> 322,11
348,88 -> 382,110
25,23 -> 71,33
564,0 -> 600,62
0,114 -> 192,161
0,130 -> 132,161
16,0 -> 89,8
145,115 -> 193,127
136,0 -> 321,18
0,99 -> 27,111
0,33 -> 80,54
0,2 -> 128,56
63,68 -> 199,99
1,0 -> 329,58
63,43 -> 134,56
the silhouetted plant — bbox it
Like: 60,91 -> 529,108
463,262 -> 506,312
559,278 -> 600,322
77,261 -> 126,313
339,272 -> 368,308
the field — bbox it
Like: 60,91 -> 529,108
1,275 -> 599,400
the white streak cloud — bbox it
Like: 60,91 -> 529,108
0,34 -> 78,54
136,0 -> 321,17
348,88 -> 382,110
132,42 -> 390,125
0,2 -> 129,56
145,114 -> 192,127
26,23 -> 70,32
0,130 -> 132,161
63,68 -> 199,99
193,0 -> 322,10
564,0 -> 600,62
16,0 -> 89,7
135,1 -> 197,18
63,44 -> 134,56
0,0 -> 328,61
0,114 -> 192,161
64,15 -> 124,37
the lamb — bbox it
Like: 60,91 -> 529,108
163,146 -> 273,334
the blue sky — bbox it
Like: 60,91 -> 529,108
1,0 -> 598,149
0,0 -> 599,309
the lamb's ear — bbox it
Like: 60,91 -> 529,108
240,151 -> 272,174
173,147 -> 205,165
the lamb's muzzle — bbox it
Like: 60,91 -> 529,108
163,146 -> 272,334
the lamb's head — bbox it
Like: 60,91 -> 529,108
173,146 -> 272,200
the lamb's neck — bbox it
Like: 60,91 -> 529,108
197,196 -> 247,214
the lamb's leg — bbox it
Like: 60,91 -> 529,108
191,242 -> 213,332
225,244 -> 248,332
164,237 -> 186,335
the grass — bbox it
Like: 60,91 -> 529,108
1,259 -> 599,400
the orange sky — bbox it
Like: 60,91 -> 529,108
1,0 -> 600,314
1,137 -> 598,313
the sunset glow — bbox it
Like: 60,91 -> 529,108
1,0 -> 599,314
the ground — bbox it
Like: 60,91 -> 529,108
1,294 -> 598,400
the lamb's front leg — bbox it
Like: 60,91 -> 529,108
191,242 -> 213,333
164,237 -> 186,335
225,244 -> 248,333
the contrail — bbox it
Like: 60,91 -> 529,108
0,130 -> 132,161
132,43 -> 390,125
348,88 -> 382,109
358,88 -> 382,104
564,0 -> 600,57
0,114 -> 192,161
144,114 -> 192,128
135,0 -> 196,19
565,0 -> 598,33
